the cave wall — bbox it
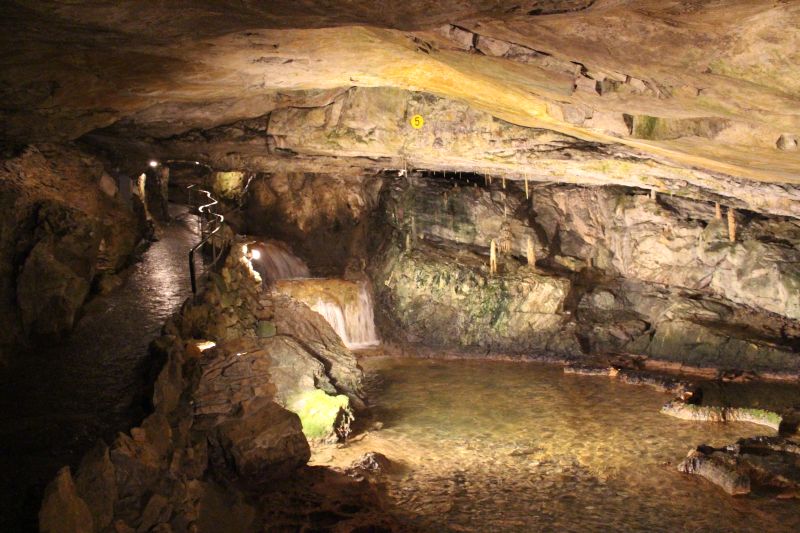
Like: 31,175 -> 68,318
367,174 -> 800,375
0,145 -> 142,360
532,186 -> 800,320
242,171 -> 384,276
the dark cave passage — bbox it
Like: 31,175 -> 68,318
0,204 -> 198,531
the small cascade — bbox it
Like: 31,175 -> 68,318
257,241 -> 311,283
310,300 -> 350,344
275,279 -> 380,350
255,239 -> 379,348
341,282 -> 380,349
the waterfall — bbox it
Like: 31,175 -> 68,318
343,282 -> 380,349
311,281 -> 379,349
257,241 -> 311,283
276,279 -> 380,350
255,239 -> 379,349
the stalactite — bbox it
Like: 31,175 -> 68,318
525,177 -> 529,199
527,236 -> 536,268
728,207 -> 736,242
499,221 -> 513,254
490,239 -> 498,275
502,177 -> 506,189
405,232 -> 411,250
715,202 -> 722,220
650,189 -> 657,201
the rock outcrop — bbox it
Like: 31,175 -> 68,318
679,437 -> 800,499
0,145 -> 141,359
244,171 -> 383,275
374,241 -> 576,355
38,239 -> 375,531
367,175 -> 799,374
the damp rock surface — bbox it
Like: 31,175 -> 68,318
0,145 -> 141,353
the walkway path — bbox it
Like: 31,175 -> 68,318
0,204 -> 198,531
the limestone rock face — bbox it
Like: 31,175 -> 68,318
534,185 -> 800,320
386,175 -> 544,259
214,401 -> 311,486
364,174 -> 798,372
4,0 -> 800,207
0,145 -> 141,353
244,171 -> 384,275
97,80 -> 800,220
374,241 -> 574,354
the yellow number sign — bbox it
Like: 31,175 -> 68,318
410,114 -> 424,129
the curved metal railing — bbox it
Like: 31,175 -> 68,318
187,185 -> 227,295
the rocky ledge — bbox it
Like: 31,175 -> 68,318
38,239 -> 399,532
679,437 -> 800,499
0,145 -> 143,361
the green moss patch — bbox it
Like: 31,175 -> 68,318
288,389 -> 351,440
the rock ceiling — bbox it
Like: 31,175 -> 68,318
2,0 -> 799,215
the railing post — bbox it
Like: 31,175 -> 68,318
189,248 -> 197,295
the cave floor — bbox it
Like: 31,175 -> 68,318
313,357 -> 800,532
0,204 -> 198,532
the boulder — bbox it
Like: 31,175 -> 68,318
679,438 -> 800,497
17,239 -> 92,337
75,442 -> 117,531
99,173 -> 119,197
678,448 -> 751,496
373,240 -> 572,354
214,401 -> 310,485
39,467 -> 94,533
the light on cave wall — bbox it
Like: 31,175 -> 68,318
250,248 -> 261,260
149,160 -> 159,168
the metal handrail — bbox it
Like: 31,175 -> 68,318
188,186 -> 227,295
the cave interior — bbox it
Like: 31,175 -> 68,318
1,1 -> 800,532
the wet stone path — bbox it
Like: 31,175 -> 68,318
0,204 -> 198,531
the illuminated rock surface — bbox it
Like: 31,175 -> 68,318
1,1 -> 799,531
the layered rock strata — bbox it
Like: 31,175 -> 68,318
369,175 -> 799,374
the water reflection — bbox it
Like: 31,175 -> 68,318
321,358 -> 800,532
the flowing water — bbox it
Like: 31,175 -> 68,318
0,204 -> 197,531
316,358 -> 800,532
253,240 -> 311,283
261,239 -> 380,350
310,281 -> 380,349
